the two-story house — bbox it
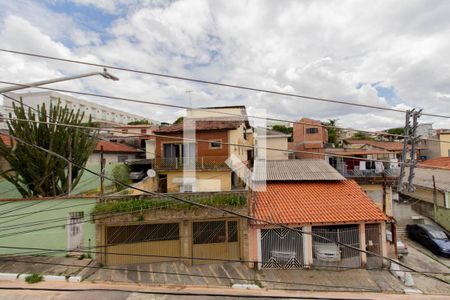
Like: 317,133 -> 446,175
152,119 -> 250,193
291,118 -> 328,159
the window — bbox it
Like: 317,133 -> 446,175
141,129 -> 147,134
210,140 -> 222,149
118,155 -> 128,162
193,221 -> 226,244
193,220 -> 238,244
306,127 -> 319,134
180,184 -> 194,192
106,223 -> 179,245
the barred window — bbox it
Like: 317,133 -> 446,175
306,127 -> 319,134
193,221 -> 226,244
193,220 -> 239,244
107,223 -> 179,245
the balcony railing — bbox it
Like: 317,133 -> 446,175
153,156 -> 230,170
336,167 -> 400,178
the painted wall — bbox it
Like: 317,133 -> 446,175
360,184 -> 393,216
164,171 -> 231,192
87,152 -> 138,166
255,136 -> 289,160
0,198 -> 97,257
427,133 -> 450,158
401,186 -> 446,208
292,118 -> 327,159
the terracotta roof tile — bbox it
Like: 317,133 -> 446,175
345,139 -> 427,151
0,133 -> 12,146
419,157 -> 450,170
95,140 -> 141,153
154,120 -> 242,133
254,180 -> 388,224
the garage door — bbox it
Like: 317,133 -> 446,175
105,222 -> 180,265
261,227 -> 304,269
192,220 -> 240,264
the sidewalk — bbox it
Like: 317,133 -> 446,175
87,261 -> 406,293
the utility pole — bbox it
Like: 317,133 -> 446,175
407,110 -> 422,192
397,110 -> 411,192
100,145 -> 105,196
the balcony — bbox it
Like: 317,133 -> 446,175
153,156 -> 230,170
338,168 -> 400,178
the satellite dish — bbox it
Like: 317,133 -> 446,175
147,169 -> 156,178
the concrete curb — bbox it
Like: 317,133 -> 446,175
0,273 -> 81,283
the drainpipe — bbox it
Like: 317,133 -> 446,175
391,221 -> 398,259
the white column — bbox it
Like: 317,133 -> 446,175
256,229 -> 262,269
359,223 -> 367,266
303,225 -> 313,268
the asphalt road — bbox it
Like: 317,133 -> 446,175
400,237 -> 450,295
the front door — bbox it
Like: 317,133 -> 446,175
68,212 -> 84,251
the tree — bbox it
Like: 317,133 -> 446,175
271,125 -> 293,142
323,119 -> 342,147
111,163 -> 130,192
128,119 -> 150,125
0,100 -> 97,197
173,116 -> 184,124
351,131 -> 374,140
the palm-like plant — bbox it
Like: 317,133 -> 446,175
0,99 -> 97,197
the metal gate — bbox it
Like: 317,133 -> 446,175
365,223 -> 383,269
192,220 -> 240,264
261,227 -> 304,269
312,225 -> 360,269
105,222 -> 180,265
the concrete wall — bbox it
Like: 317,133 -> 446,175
255,136 -> 289,160
411,200 -> 450,231
0,198 -> 96,256
87,152 -> 138,166
401,186 -> 446,207
95,206 -> 249,265
360,184 -> 393,216
427,133 -> 450,158
164,171 -> 231,192
187,107 -> 246,119
435,207 -> 450,231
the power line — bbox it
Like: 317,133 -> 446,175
0,257 -> 384,292
1,245 -> 448,276
1,131 -> 448,285
3,84 -> 450,148
0,48 -> 449,119
0,115 -> 413,166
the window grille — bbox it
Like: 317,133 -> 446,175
106,223 -> 179,245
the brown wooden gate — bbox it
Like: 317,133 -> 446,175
105,222 -> 181,265
192,220 -> 240,264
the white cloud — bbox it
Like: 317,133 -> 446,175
0,0 -> 450,130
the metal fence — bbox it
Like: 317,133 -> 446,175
261,227 -> 304,269
312,225 -> 360,269
365,223 -> 383,269
153,156 -> 230,170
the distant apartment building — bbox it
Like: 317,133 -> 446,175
291,118 -> 328,159
2,91 -> 155,126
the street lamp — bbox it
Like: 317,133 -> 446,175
0,68 -> 119,93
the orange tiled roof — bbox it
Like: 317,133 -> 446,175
345,139 -> 427,152
95,140 -> 141,153
254,180 -> 388,224
419,157 -> 450,170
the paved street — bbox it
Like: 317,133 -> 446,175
0,281 -> 449,300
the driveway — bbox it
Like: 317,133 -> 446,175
400,237 -> 450,295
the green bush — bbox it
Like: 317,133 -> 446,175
25,274 -> 43,284
111,164 -> 130,192
93,194 -> 247,215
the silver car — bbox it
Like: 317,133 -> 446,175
314,243 -> 341,261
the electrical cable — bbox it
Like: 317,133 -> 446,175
1,131 -> 448,285
0,48 -> 449,119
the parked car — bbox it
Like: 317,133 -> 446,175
406,224 -> 450,258
314,243 -> 341,262
129,171 -> 145,182
386,230 -> 409,258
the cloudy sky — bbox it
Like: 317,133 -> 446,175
0,0 -> 449,130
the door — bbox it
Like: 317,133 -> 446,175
261,227 -> 304,269
183,143 -> 196,169
68,212 -> 84,251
